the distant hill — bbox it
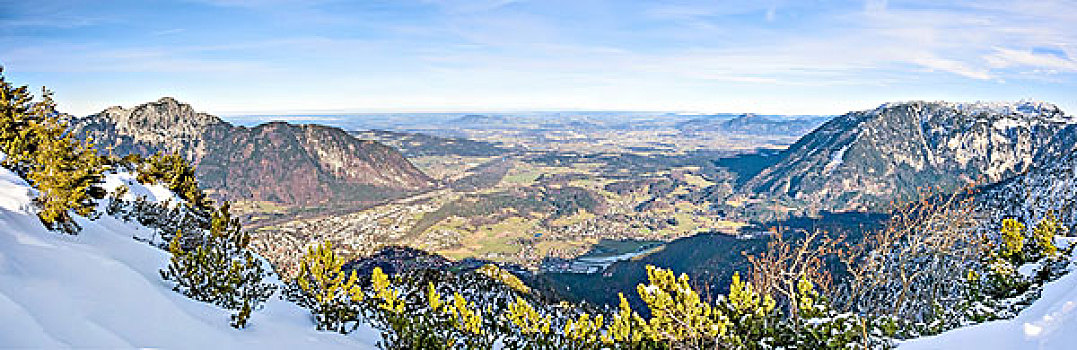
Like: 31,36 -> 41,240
743,101 -> 1072,212
68,97 -> 435,206
351,129 -> 511,157
677,113 -> 827,137
452,114 -> 511,125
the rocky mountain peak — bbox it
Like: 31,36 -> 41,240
70,97 -> 227,161
68,98 -> 435,206
875,100 -> 1070,124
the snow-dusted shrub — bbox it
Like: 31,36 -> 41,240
836,188 -> 983,328
160,203 -> 276,329
137,152 -> 212,213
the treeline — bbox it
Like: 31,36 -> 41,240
285,240 -> 878,349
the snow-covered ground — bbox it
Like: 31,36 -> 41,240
901,243 -> 1077,350
0,168 -> 380,348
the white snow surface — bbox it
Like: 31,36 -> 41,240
0,168 -> 380,348
901,253 -> 1077,350
823,143 -> 851,174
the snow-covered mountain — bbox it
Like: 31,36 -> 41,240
979,123 -> 1077,232
743,101 -> 1072,212
0,167 -> 380,348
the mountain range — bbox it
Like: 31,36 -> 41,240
67,97 -> 435,206
742,101 -> 1073,212
677,113 -> 828,137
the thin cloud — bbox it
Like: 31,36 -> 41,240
2,0 -> 1074,116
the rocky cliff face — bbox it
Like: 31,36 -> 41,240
743,101 -> 1072,212
70,97 -> 226,161
69,97 -> 435,206
979,123 -> 1077,231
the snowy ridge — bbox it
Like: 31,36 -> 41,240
0,168 -> 380,348
876,100 -> 1071,124
744,100 -> 1070,212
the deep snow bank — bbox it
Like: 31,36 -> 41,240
0,168 -> 379,348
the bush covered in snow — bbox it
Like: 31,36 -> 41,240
160,203 -> 277,329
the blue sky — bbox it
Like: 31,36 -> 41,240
2,0 -> 1075,116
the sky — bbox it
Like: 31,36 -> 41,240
1,0 -> 1075,116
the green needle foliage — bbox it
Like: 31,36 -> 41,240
286,241 -> 366,333
138,152 -> 212,212
0,66 -> 105,234
160,203 -> 276,329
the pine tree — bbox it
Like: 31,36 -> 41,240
286,241 -> 366,333
27,117 -> 107,233
1000,218 -> 1025,262
160,203 -> 276,328
138,152 -> 211,212
0,67 -> 106,234
0,66 -> 45,168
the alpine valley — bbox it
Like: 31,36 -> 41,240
7,0 -> 1077,348
66,98 -> 1077,305
6,78 -> 1077,349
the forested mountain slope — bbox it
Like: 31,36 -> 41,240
67,98 -> 435,205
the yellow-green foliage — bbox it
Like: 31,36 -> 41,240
447,291 -> 484,335
564,312 -> 604,344
721,271 -> 781,348
505,296 -> 551,335
138,152 -> 210,210
727,272 -> 776,317
351,262 -> 874,349
795,275 -> 824,319
636,265 -> 730,344
0,70 -> 105,234
427,282 -> 443,312
477,263 -> 531,294
1032,216 -> 1060,258
294,241 -> 365,332
27,119 -> 106,233
371,267 -> 404,313
604,293 -> 648,344
1000,218 -> 1025,261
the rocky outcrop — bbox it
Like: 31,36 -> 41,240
743,101 -> 1072,212
979,123 -> 1077,231
69,97 -> 435,206
70,97 -> 226,161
